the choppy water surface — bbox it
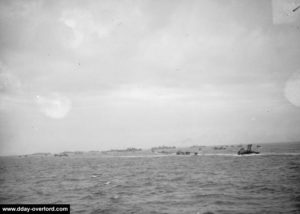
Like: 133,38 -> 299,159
1,143 -> 300,214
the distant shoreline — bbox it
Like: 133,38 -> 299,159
1,141 -> 299,158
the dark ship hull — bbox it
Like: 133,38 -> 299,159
237,144 -> 260,155
237,150 -> 259,155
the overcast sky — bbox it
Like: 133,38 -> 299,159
1,0 -> 300,155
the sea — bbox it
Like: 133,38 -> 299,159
0,142 -> 300,214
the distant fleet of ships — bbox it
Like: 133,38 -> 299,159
23,144 -> 261,157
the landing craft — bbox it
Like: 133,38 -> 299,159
237,144 -> 259,155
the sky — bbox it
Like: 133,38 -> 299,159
0,0 -> 300,155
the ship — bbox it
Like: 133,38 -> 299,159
237,144 -> 260,155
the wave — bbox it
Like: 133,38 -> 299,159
102,154 -> 176,158
257,152 -> 300,156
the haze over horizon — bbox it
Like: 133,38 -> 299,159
1,0 -> 300,156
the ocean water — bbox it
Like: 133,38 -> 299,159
1,143 -> 300,214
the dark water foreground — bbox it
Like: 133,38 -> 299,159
1,144 -> 300,214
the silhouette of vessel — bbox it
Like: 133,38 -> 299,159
237,144 -> 259,155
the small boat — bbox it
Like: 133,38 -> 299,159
237,144 -> 259,155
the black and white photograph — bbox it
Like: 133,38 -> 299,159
0,0 -> 300,213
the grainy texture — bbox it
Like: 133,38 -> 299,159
1,143 -> 300,214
